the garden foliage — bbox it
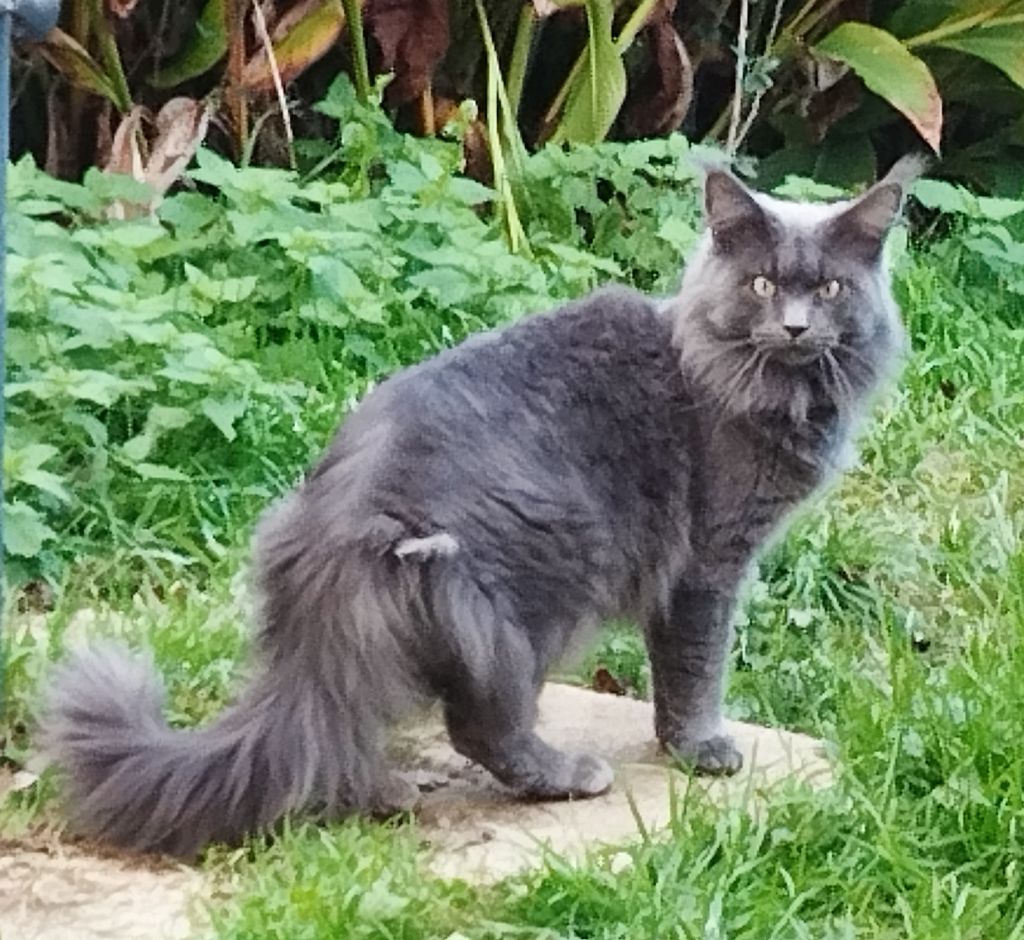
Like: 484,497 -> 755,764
15,1 -> 1024,193
4,76 -> 701,585
1,62 -> 1023,940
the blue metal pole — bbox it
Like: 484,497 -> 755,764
0,0 -> 61,720
0,7 -> 10,721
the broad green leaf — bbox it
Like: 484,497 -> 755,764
158,192 -> 223,232
550,0 -> 627,145
445,177 -> 497,207
18,469 -> 72,503
297,299 -> 351,329
73,372 -> 151,406
122,434 -> 156,462
542,242 -> 622,277
4,501 -> 57,557
6,369 -> 151,407
4,443 -> 71,502
815,23 -> 942,152
65,412 -> 109,448
104,223 -> 169,250
241,0 -> 345,92
9,156 -> 102,213
934,25 -> 1024,90
38,28 -> 122,107
81,168 -> 157,208
184,263 -> 259,303
912,178 -> 1024,219
656,216 -> 699,254
5,443 -> 59,473
308,255 -> 373,304
201,397 -> 247,441
123,406 -> 191,461
886,0 -> 1022,37
351,302 -> 386,325
407,267 -> 478,306
150,0 -> 227,88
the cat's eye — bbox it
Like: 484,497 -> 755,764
751,275 -> 776,299
818,279 -> 842,300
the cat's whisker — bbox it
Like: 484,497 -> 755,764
823,350 -> 856,410
833,343 -> 877,377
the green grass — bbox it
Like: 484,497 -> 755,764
2,176 -> 1024,936
192,242 -> 1024,937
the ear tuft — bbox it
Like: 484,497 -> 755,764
703,170 -> 771,253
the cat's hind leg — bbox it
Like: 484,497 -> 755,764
430,579 -> 613,800
444,677 -> 614,800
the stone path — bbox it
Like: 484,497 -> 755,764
0,684 -> 832,939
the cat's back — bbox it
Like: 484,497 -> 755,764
427,283 -> 670,387
303,284 -> 686,524
348,283 -> 675,439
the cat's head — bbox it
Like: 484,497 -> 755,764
672,159 -> 922,424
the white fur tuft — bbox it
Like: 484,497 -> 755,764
394,533 -> 460,560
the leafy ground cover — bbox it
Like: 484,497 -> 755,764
2,83 -> 1023,938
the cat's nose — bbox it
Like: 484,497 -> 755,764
784,324 -> 808,339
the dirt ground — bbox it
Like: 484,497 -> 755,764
0,684 -> 832,940
0,835 -> 206,940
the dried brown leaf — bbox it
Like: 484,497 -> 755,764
804,71 -> 863,143
38,27 -> 122,106
531,0 -> 561,16
435,95 -> 491,184
145,97 -> 212,196
268,0 -> 314,41
591,667 -> 627,696
365,0 -> 449,106
241,0 -> 345,92
620,8 -> 692,139
104,105 -> 146,180
104,98 -> 210,218
108,0 -> 140,18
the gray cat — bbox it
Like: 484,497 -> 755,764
38,159 -> 920,859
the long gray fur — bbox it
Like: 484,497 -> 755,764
37,158 -> 920,858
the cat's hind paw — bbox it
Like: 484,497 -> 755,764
667,734 -> 743,777
568,753 -> 615,797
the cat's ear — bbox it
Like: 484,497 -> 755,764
703,170 -> 772,253
826,155 -> 926,263
826,182 -> 902,264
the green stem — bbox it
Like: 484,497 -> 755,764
540,0 -> 657,140
88,0 -> 131,112
726,0 -> 749,154
906,11 -> 1024,48
614,0 -> 661,51
474,0 -> 530,256
784,0 -> 823,41
341,0 -> 371,103
791,0 -> 846,42
506,4 -> 535,122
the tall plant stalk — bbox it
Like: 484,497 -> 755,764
225,0 -> 248,160
341,0 -> 371,103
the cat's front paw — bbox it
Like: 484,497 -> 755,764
664,734 -> 744,776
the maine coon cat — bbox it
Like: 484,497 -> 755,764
38,159 -> 920,859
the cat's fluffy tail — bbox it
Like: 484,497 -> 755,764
36,637 -> 391,858
36,493 -> 422,859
